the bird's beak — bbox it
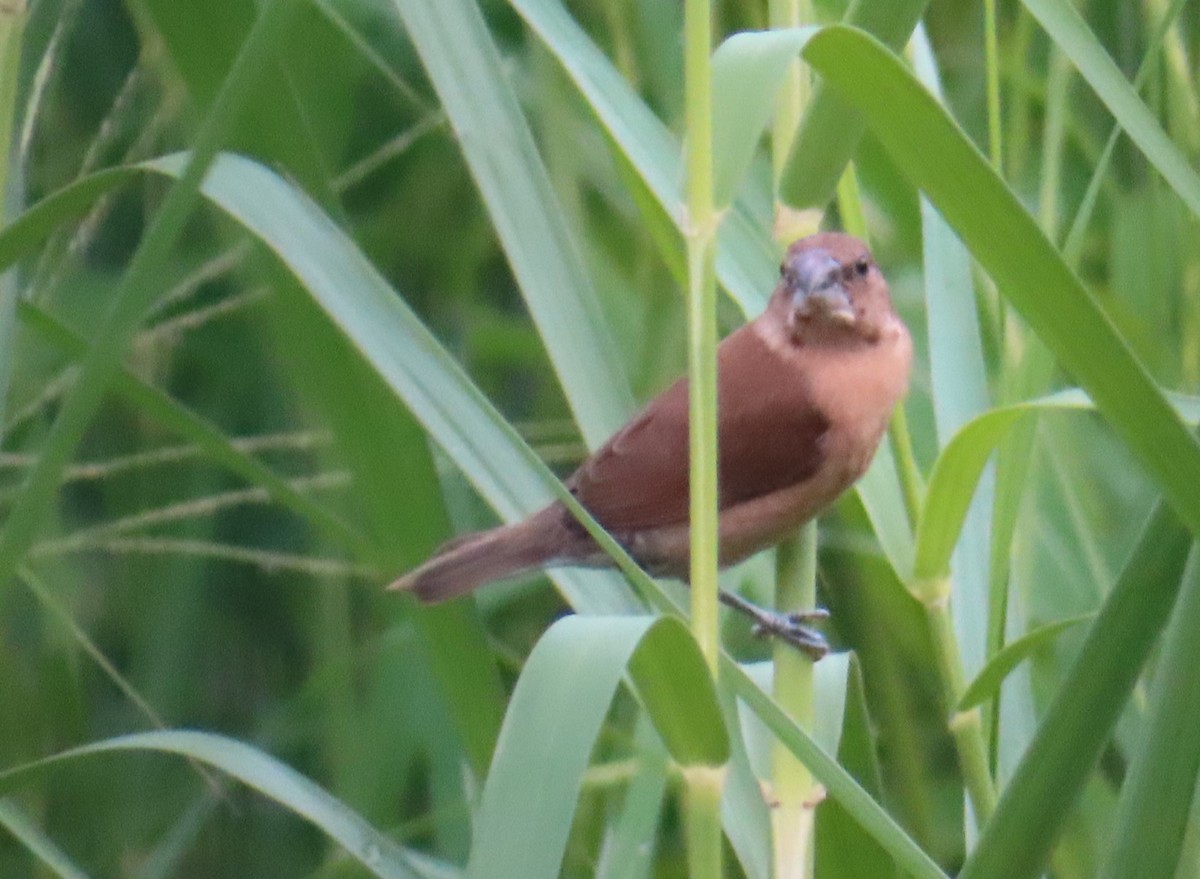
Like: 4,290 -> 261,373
787,249 -> 856,325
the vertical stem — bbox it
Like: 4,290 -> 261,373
0,0 -> 27,431
683,3 -> 722,878
772,524 -> 819,879
684,0 -> 719,673
770,3 -> 819,878
922,582 -> 998,827
983,0 -> 1002,172
684,767 -> 726,879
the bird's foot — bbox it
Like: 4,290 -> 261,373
750,612 -> 829,661
718,589 -> 830,661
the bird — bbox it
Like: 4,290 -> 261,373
389,232 -> 912,657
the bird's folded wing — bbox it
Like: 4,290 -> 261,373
568,325 -> 829,532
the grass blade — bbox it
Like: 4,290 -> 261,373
0,798 -> 91,879
959,500 -> 1193,879
464,616 -> 726,879
957,614 -> 1093,712
0,0 -> 299,598
0,731 -> 455,879
1021,0 -> 1200,219
393,0 -> 633,447
778,0 -> 930,208
1098,548 -> 1200,879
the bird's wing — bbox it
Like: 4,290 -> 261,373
568,324 -> 829,532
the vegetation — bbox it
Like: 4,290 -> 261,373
1,0 -> 1199,877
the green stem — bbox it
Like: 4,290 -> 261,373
770,1 -> 818,875
0,1 -> 27,431
684,767 -> 726,879
983,0 -> 1002,172
888,404 -> 924,529
684,0 -> 719,674
772,524 -> 819,879
924,587 -> 997,827
683,1 -> 722,877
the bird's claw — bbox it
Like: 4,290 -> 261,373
751,610 -> 829,661
786,608 -> 830,625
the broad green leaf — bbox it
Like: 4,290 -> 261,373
393,0 -> 633,448
959,500 -> 1193,879
778,0 -> 931,208
1021,0 -> 1200,220
465,615 -> 727,879
0,731 -> 457,879
711,27 -> 815,207
802,25 -> 1200,553
957,614 -> 1094,712
1099,549 -> 1200,879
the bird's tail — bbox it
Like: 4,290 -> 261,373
388,507 -> 568,603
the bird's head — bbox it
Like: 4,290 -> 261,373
773,233 -> 895,345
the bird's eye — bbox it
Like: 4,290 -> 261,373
854,258 -> 870,277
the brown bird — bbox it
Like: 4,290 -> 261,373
390,232 -> 911,656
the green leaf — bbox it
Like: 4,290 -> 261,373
959,500 -> 1193,879
915,390 -> 1200,584
778,0 -> 931,208
503,0 -> 775,314
465,615 -> 727,879
0,731 -> 457,879
957,614 -> 1093,712
392,0 -> 634,448
1021,0 -> 1200,219
1099,548 -> 1200,879
711,27 -> 815,207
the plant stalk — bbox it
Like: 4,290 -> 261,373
769,2 -> 821,876
0,0 -> 26,431
772,524 -> 820,879
683,1 -> 722,876
684,0 -> 719,674
924,585 -> 997,826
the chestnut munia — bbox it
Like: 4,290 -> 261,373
390,232 -> 911,656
